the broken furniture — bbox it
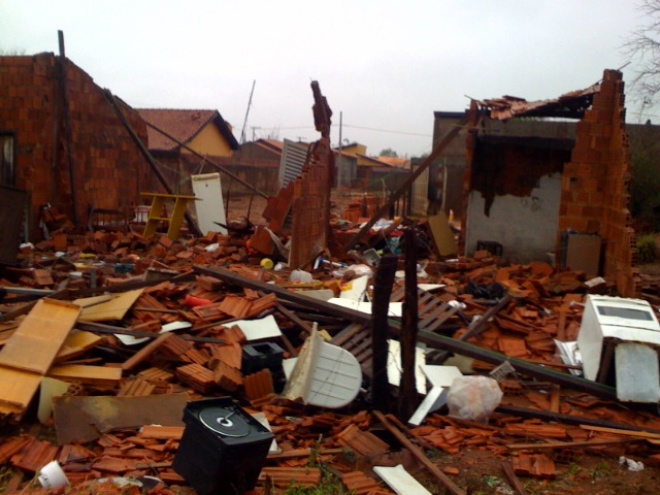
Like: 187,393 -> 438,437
578,295 -> 660,402
191,173 -> 228,235
172,397 -> 273,495
283,329 -> 362,408
141,192 -> 198,240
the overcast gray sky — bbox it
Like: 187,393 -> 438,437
0,1 -> 647,157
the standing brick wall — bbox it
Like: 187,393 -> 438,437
0,53 -> 150,238
558,69 -> 638,296
64,58 -> 150,219
0,54 -> 57,212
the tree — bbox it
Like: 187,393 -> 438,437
379,148 -> 398,157
629,123 -> 660,231
623,0 -> 660,115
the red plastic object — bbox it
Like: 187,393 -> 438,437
184,294 -> 212,307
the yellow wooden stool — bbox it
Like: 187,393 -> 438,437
141,192 -> 198,240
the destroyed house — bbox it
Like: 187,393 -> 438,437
431,70 -> 643,296
138,108 -> 240,195
0,53 -> 150,240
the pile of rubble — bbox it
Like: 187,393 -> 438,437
0,219 -> 659,495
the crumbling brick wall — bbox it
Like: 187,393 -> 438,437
558,69 -> 638,296
0,53 -> 149,238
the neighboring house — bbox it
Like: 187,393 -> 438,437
231,139 -> 283,194
433,69 -> 640,296
0,53 -> 150,241
354,154 -> 408,192
427,111 -> 469,217
137,108 -> 240,195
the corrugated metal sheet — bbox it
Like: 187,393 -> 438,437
279,138 -> 309,188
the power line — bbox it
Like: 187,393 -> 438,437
254,123 -> 432,138
341,124 -> 431,137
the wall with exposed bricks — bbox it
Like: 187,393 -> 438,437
0,53 -> 150,238
558,69 -> 638,296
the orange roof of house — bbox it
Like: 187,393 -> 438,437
137,109 -> 239,152
376,156 -> 410,169
257,139 -> 284,152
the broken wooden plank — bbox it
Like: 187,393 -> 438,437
74,289 -> 143,322
0,367 -> 43,414
0,298 -> 81,374
47,364 -> 122,388
55,331 -> 103,363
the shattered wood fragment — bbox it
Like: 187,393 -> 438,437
48,364 -> 122,389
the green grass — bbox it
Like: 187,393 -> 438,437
637,233 -> 659,263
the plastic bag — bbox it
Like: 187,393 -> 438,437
447,375 -> 503,423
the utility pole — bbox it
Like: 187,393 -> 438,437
240,80 -> 256,144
